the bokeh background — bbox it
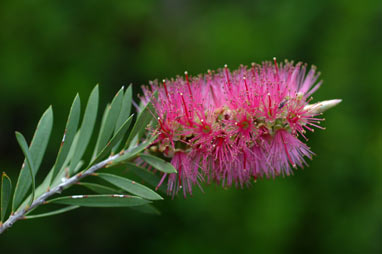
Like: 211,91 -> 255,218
0,0 -> 381,253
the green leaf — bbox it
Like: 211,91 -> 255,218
20,109 -> 81,211
115,85 -> 133,134
18,171 -> 53,212
78,182 -> 160,215
48,194 -> 151,207
124,162 -> 166,192
62,132 -> 79,173
130,204 -> 160,215
13,106 -> 53,211
111,135 -> 157,166
93,87 -> 124,158
69,85 -> 99,175
89,115 -> 134,166
1,172 -> 12,222
77,182 -> 121,194
17,160 -> 83,212
72,161 -> 84,175
93,104 -> 110,156
25,205 -> 79,219
15,132 -> 36,206
51,94 -> 81,184
17,160 -> 87,213
140,154 -> 177,174
124,91 -> 157,148
97,173 -> 162,200
97,164 -> 130,177
112,85 -> 133,153
123,85 -> 133,119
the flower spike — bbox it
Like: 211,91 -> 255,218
141,60 -> 341,197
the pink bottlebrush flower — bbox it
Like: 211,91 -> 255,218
141,58 -> 341,197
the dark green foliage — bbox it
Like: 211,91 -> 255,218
140,154 -> 177,174
97,173 -> 162,200
69,85 -> 99,175
24,206 -> 79,220
12,107 -> 53,211
15,132 -> 37,206
1,173 -> 12,222
1,85 -> 163,232
50,95 -> 81,184
92,87 -> 124,158
48,195 -> 151,207
124,91 -> 157,148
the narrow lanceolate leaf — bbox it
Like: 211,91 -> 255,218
15,132 -> 36,206
131,204 -> 160,215
77,182 -> 121,194
123,85 -> 133,119
112,85 -> 133,153
25,205 -> 79,219
72,161 -> 84,175
89,115 -> 134,166
51,94 -> 81,184
140,154 -> 177,174
1,172 -> 12,222
69,85 -> 99,175
124,163 -> 166,192
97,173 -> 162,200
111,135 -> 157,166
62,132 -> 79,174
93,87 -> 124,158
125,91 -> 158,148
48,194 -> 151,207
17,160 -> 85,211
92,104 -> 110,159
13,106 -> 53,211
114,86 -> 133,135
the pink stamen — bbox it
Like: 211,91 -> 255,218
280,132 -> 296,168
243,77 -> 250,101
224,64 -> 231,89
243,151 -> 247,169
180,93 -> 192,125
162,79 -> 169,99
268,93 -> 273,117
273,57 -> 279,76
185,71 -> 193,99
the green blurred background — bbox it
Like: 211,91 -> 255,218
0,0 -> 381,253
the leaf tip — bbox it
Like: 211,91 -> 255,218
92,84 -> 100,94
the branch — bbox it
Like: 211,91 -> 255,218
0,153 -> 120,234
